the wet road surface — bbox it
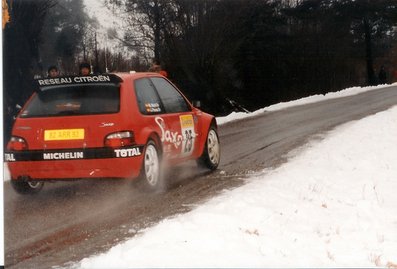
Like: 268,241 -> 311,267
4,86 -> 397,268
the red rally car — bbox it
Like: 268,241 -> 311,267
5,73 -> 220,194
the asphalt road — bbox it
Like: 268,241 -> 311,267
4,85 -> 397,268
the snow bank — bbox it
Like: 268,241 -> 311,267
77,105 -> 397,268
216,84 -> 396,125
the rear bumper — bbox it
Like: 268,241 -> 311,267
5,146 -> 144,180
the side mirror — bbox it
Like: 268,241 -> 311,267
13,104 -> 22,120
192,100 -> 201,108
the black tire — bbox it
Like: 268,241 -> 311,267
197,126 -> 220,170
138,140 -> 163,192
11,180 -> 44,195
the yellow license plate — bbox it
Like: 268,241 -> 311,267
44,129 -> 85,141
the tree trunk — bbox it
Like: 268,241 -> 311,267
363,17 -> 376,85
153,0 -> 161,61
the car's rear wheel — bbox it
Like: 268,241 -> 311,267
139,140 -> 163,191
11,180 -> 44,195
197,126 -> 220,170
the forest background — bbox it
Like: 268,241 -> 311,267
3,0 -> 397,144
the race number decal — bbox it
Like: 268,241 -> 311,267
180,115 -> 196,156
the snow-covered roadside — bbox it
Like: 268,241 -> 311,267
76,104 -> 397,267
216,84 -> 395,125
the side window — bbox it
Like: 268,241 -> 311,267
134,78 -> 163,115
150,77 -> 191,113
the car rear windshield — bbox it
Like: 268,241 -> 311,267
19,84 -> 120,118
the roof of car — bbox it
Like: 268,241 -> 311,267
112,72 -> 164,81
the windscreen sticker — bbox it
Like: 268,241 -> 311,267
145,103 -> 161,113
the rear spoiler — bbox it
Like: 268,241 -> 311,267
34,74 -> 123,92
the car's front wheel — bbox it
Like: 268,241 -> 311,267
11,180 -> 44,195
139,140 -> 163,191
197,126 -> 220,170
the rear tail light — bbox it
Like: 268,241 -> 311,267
7,136 -> 28,151
105,131 -> 135,148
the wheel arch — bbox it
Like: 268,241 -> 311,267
197,114 -> 218,158
147,132 -> 163,156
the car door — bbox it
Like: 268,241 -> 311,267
134,77 -> 176,160
150,77 -> 199,160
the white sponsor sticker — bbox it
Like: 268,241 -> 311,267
180,115 -> 196,157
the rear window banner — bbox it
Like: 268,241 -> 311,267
35,74 -> 122,89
